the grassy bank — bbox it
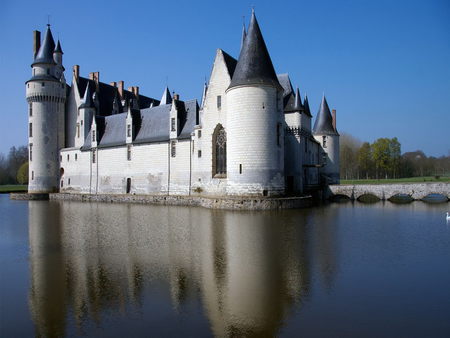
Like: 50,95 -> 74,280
0,185 -> 27,193
340,176 -> 450,185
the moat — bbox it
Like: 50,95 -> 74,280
1,194 -> 450,337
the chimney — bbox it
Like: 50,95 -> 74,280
332,109 -> 337,131
173,93 -> 180,101
33,30 -> 41,59
73,65 -> 80,80
118,81 -> 124,99
132,86 -> 139,97
110,81 -> 117,87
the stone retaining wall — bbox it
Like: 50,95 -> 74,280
49,193 -> 312,210
10,193 -> 49,200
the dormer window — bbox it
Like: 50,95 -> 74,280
46,68 -> 50,75
171,118 -> 176,132
127,124 -> 131,137
323,136 -> 327,148
92,130 -> 96,142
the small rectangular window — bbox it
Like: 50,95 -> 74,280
239,164 -> 242,174
75,153 -> 78,161
92,149 -> 96,163
198,130 -> 202,138
171,141 -> 176,157
32,171 -> 34,180
42,82 -> 45,87
46,68 -> 50,75
277,124 -> 281,146
77,123 -> 80,138
29,103 -> 32,117
68,178 -> 71,185
67,154 -> 69,161
323,135 -> 327,148
171,118 -> 176,132
29,143 -> 33,162
29,123 -> 32,137
198,150 -> 202,158
92,130 -> 96,142
127,124 -> 131,137
127,145 -> 132,161
217,95 -> 221,109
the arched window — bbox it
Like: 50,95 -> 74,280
213,124 -> 226,177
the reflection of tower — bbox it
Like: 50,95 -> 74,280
198,210 -> 312,337
28,201 -> 66,337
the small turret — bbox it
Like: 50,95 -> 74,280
313,95 -> 340,184
75,82 -> 95,148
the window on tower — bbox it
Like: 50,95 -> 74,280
217,95 -> 222,109
29,123 -> 32,137
29,143 -> 33,162
29,103 -> 32,117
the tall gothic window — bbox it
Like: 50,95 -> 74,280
213,124 -> 226,177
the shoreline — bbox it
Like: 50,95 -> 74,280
10,192 -> 313,210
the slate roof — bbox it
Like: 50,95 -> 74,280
77,77 -> 158,116
98,113 -> 127,147
179,100 -> 199,139
32,25 -> 56,66
134,104 -> 171,144
79,81 -> 94,109
303,95 -> 312,117
54,40 -> 63,54
228,11 -> 281,90
26,74 -> 59,83
312,96 -> 338,135
221,50 -> 237,78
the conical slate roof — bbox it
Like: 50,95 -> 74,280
303,95 -> 312,117
240,23 -> 247,52
32,25 -> 56,66
228,11 -> 281,90
313,95 -> 338,135
54,40 -> 63,54
160,86 -> 172,105
293,87 -> 303,111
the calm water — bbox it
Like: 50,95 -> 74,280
1,194 -> 450,337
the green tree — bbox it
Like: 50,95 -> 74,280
16,162 -> 29,185
388,137 -> 401,178
372,138 -> 391,179
357,142 -> 372,179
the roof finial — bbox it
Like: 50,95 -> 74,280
47,15 -> 51,27
251,6 -> 255,14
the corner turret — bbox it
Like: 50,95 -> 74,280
226,10 -> 285,196
313,95 -> 340,184
26,24 -> 66,193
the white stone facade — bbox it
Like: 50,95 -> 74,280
27,19 -> 339,197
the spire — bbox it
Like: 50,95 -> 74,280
293,87 -> 303,111
240,21 -> 247,52
79,82 -> 94,109
32,25 -> 56,65
313,95 -> 338,135
303,95 -> 312,117
228,10 -> 281,90
160,86 -> 172,105
54,40 -> 63,54
200,80 -> 208,108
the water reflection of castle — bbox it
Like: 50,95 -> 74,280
28,201 -> 338,336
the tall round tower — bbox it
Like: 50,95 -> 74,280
312,95 -> 340,184
26,25 -> 66,193
226,11 -> 284,196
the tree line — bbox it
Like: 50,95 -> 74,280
340,133 -> 450,179
0,146 -> 28,185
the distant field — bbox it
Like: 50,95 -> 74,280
340,177 -> 450,185
0,185 -> 27,193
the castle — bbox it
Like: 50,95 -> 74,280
26,11 -> 339,197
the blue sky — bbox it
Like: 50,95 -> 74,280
1,0 -> 449,156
